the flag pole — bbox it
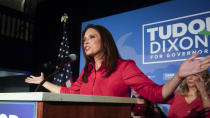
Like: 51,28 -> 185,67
34,13 -> 72,92
52,13 -> 73,87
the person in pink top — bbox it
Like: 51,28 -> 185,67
164,70 -> 210,118
25,24 -> 210,103
131,89 -> 166,118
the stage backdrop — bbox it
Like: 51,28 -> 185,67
80,0 -> 210,115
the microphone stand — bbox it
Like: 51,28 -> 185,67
34,67 -> 63,92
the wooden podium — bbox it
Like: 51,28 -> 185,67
0,92 -> 136,118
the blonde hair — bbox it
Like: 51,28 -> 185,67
177,70 -> 210,97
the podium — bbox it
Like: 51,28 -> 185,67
0,92 -> 136,118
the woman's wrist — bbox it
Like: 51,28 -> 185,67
201,95 -> 209,102
172,73 -> 183,82
200,90 -> 209,100
203,96 -> 208,101
42,81 -> 48,87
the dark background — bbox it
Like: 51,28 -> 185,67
0,0 -> 169,80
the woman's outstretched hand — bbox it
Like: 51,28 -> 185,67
25,72 -> 44,84
177,52 -> 210,78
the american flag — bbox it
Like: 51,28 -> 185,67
52,23 -> 73,87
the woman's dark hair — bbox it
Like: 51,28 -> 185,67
81,24 -> 121,83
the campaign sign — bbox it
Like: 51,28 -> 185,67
143,11 -> 210,64
0,101 -> 37,118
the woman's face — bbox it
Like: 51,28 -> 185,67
83,28 -> 102,57
186,74 -> 200,87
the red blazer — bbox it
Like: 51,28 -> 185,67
61,59 -> 164,103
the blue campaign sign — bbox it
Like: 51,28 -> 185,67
143,11 -> 209,64
80,0 -> 210,116
0,101 -> 37,118
80,0 -> 210,85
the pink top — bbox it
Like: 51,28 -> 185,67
61,59 -> 164,103
132,104 -> 146,116
166,92 -> 210,118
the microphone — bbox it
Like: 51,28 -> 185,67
43,54 -> 77,68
